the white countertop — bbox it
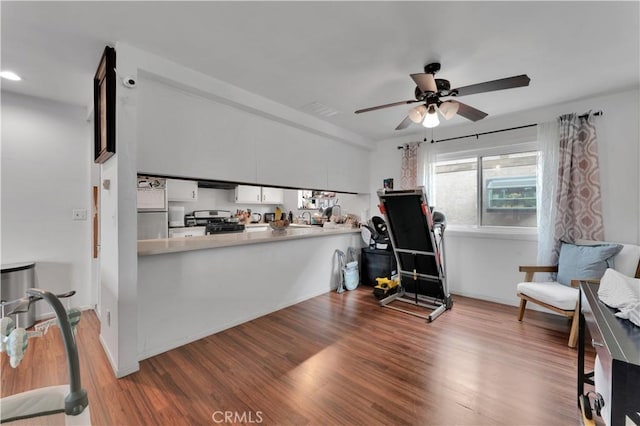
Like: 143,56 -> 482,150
138,225 -> 359,256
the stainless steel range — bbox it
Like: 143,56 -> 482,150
188,210 -> 245,234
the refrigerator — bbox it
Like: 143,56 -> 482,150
137,177 -> 168,240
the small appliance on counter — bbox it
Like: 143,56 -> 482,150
137,177 -> 168,240
169,206 -> 185,227
264,213 -> 276,223
190,210 -> 245,234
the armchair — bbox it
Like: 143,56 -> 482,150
517,241 -> 640,348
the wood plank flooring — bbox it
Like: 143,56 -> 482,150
1,288 -> 595,425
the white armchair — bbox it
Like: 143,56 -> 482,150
516,241 -> 640,348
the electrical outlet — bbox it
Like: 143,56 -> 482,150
72,209 -> 87,221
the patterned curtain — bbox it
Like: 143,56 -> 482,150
552,113 -> 604,261
400,142 -> 420,189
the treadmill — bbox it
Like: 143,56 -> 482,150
376,187 -> 452,322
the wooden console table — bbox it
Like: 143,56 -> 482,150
578,282 -> 640,425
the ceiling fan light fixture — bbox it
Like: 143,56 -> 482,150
408,105 -> 427,123
422,104 -> 440,128
439,101 -> 459,120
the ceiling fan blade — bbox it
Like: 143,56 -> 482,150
453,74 -> 530,97
355,99 -> 419,114
453,101 -> 488,122
395,115 -> 413,130
410,73 -> 437,93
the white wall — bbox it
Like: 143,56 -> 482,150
370,87 -> 640,306
1,92 -> 93,317
96,42 -> 141,378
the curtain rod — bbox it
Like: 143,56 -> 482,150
397,110 -> 603,149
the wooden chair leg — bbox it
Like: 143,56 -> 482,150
568,311 -> 579,348
517,298 -> 527,321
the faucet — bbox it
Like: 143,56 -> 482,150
301,211 -> 311,225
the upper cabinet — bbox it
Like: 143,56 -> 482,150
137,78 -> 257,183
326,141 -> 369,193
235,185 -> 261,203
167,179 -> 198,202
138,77 -> 370,194
255,126 -> 328,190
261,187 -> 284,204
235,185 -> 284,205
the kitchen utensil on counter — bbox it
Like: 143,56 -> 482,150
250,213 -> 262,223
264,213 -> 275,223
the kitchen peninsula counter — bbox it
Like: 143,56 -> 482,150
138,225 -> 359,256
137,224 -> 362,361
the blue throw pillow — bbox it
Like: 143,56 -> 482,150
556,241 -> 623,286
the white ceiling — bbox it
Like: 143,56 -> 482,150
2,1 -> 639,142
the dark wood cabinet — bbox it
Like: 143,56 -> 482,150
578,282 -> 640,426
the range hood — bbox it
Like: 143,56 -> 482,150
197,180 -> 237,190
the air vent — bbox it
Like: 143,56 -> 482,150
300,101 -> 340,118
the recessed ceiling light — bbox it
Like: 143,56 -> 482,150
0,71 -> 22,81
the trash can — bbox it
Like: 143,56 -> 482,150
1,262 -> 36,328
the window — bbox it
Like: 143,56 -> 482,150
432,151 -> 538,228
433,157 -> 477,226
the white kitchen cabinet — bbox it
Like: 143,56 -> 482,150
167,179 -> 198,202
326,140 -> 369,193
235,185 -> 284,205
138,78 -> 258,184
261,186 -> 284,204
235,185 -> 262,203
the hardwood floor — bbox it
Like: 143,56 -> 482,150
2,288 -> 594,425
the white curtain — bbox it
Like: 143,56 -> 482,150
537,120 -> 560,267
418,142 -> 436,205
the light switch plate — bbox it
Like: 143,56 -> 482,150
72,209 -> 87,221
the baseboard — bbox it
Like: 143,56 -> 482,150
99,333 -> 140,378
35,304 -> 95,322
138,287 -> 332,361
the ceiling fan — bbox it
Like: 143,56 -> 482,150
355,63 -> 530,130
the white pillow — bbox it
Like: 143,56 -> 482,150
597,268 -> 640,309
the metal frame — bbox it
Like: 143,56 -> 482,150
376,187 -> 452,322
1,289 -> 89,422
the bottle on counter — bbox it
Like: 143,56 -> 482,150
288,211 -> 293,222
